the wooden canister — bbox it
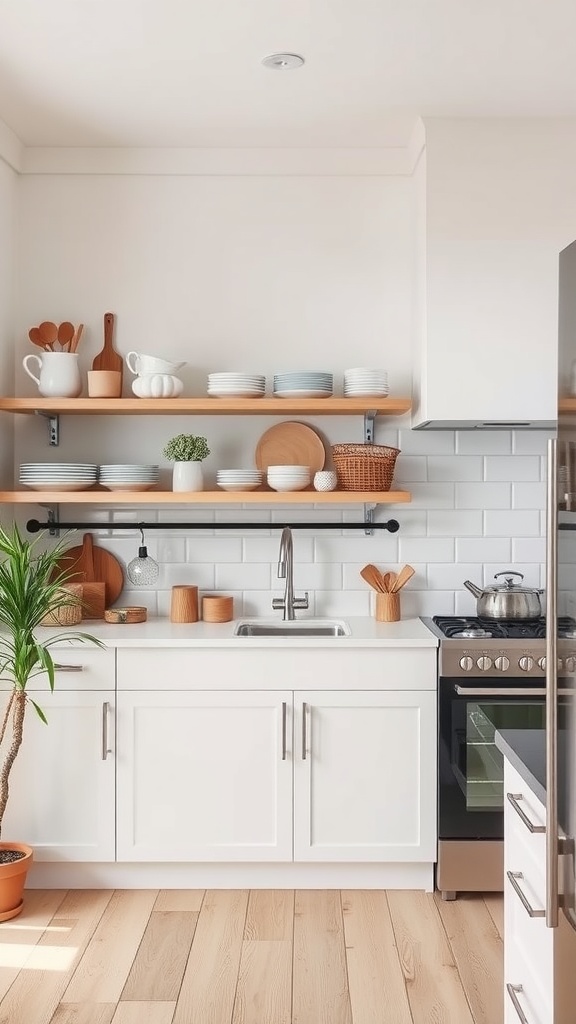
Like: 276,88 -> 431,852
202,595 -> 234,623
170,585 -> 199,623
375,592 -> 400,622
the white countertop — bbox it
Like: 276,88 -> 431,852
36,616 -> 439,648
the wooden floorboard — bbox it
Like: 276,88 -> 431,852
0,888 -> 504,1024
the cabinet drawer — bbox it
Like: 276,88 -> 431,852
505,934 -> 552,1024
25,646 -> 115,691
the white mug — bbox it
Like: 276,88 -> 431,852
22,351 -> 82,398
126,351 -> 186,376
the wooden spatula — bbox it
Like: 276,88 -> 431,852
360,564 -> 387,592
92,312 -> 123,387
390,564 -> 415,592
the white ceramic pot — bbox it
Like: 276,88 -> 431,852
22,351 -> 82,398
172,461 -> 204,492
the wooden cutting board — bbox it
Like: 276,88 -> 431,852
92,312 -> 123,387
255,421 -> 326,472
53,533 -> 124,607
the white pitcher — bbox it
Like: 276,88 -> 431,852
22,351 -> 82,398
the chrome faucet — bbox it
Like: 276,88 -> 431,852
272,527 -> 309,620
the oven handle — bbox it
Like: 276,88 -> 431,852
454,686 -> 573,697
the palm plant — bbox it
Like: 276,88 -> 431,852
0,524 -> 102,839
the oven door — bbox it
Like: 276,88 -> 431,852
439,677 -> 546,840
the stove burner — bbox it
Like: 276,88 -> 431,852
453,628 -> 493,639
561,629 -> 576,640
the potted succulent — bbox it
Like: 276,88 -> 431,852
163,433 -> 211,492
0,524 -> 102,920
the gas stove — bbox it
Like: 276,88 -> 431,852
423,615 -> 576,677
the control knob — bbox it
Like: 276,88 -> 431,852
537,657 -> 546,671
476,656 -> 492,671
565,656 -> 576,674
519,656 -> 534,672
459,656 -> 474,672
494,656 -> 510,672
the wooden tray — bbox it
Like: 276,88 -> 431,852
255,421 -> 326,473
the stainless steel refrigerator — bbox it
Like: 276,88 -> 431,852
546,238 -> 576,1022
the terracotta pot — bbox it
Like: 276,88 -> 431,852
0,842 -> 33,921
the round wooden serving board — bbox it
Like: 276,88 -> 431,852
53,533 -> 124,607
255,421 -> 326,473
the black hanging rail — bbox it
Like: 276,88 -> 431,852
26,517 -> 400,534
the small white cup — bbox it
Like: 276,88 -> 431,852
126,351 -> 186,376
314,470 -> 338,492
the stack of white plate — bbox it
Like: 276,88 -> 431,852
216,469 -> 263,492
99,464 -> 159,492
273,372 -> 333,399
207,373 -> 266,398
344,368 -> 389,397
267,465 -> 311,492
19,463 -> 98,492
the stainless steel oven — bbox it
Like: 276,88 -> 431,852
424,615 -> 575,899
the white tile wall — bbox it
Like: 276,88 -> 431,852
69,428 -> 551,619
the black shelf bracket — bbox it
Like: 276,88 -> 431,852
26,511 -> 400,538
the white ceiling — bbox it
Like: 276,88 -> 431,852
1,0 -> 576,148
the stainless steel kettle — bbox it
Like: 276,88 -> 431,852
463,571 -> 544,621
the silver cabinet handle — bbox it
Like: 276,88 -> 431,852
546,437 -> 559,928
506,793 -> 546,834
506,984 -> 531,1024
281,701 -> 287,761
301,702 -> 308,760
101,701 -> 110,760
507,870 -> 545,918
53,664 -> 84,672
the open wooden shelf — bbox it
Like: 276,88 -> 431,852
0,396 -> 411,416
0,489 -> 412,505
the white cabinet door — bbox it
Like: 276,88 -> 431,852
293,691 -> 437,862
117,690 -> 292,862
2,692 -> 115,861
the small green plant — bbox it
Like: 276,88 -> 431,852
0,525 -> 103,838
163,434 -> 210,462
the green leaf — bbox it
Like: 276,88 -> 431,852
29,699 -> 47,725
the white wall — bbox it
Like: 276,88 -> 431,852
0,157 -> 16,513
11,140 -> 555,618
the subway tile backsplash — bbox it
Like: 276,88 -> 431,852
89,428 -> 552,619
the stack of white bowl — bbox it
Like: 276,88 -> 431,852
344,368 -> 389,397
216,469 -> 263,492
267,465 -> 311,492
19,463 -> 98,492
273,372 -> 333,398
207,373 -> 266,398
99,464 -> 159,492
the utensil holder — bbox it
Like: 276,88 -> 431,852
375,592 -> 400,622
170,585 -> 199,623
202,595 -> 234,623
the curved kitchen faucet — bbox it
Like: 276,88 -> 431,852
272,526 -> 309,620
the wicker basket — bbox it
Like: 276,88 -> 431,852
331,443 -> 400,491
40,584 -> 83,626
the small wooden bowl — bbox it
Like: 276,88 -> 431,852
104,606 -> 147,624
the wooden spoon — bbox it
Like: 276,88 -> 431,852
38,321 -> 58,350
360,564 -> 387,592
391,564 -> 415,593
28,327 -> 45,349
58,322 -> 75,351
70,323 -> 84,354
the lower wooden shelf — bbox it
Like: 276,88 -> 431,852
0,489 -> 411,505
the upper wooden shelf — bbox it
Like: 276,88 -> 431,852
0,397 -> 411,416
0,489 -> 411,505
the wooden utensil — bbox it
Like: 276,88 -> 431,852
38,321 -> 58,350
53,533 -> 124,607
92,313 -> 123,390
28,327 -> 45,350
58,322 -> 75,351
70,323 -> 84,353
391,564 -> 415,593
360,564 -> 387,592
255,421 -> 326,473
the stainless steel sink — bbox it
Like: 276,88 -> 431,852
234,620 -> 349,637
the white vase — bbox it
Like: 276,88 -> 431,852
172,461 -> 204,492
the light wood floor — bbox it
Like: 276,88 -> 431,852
0,888 -> 504,1024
